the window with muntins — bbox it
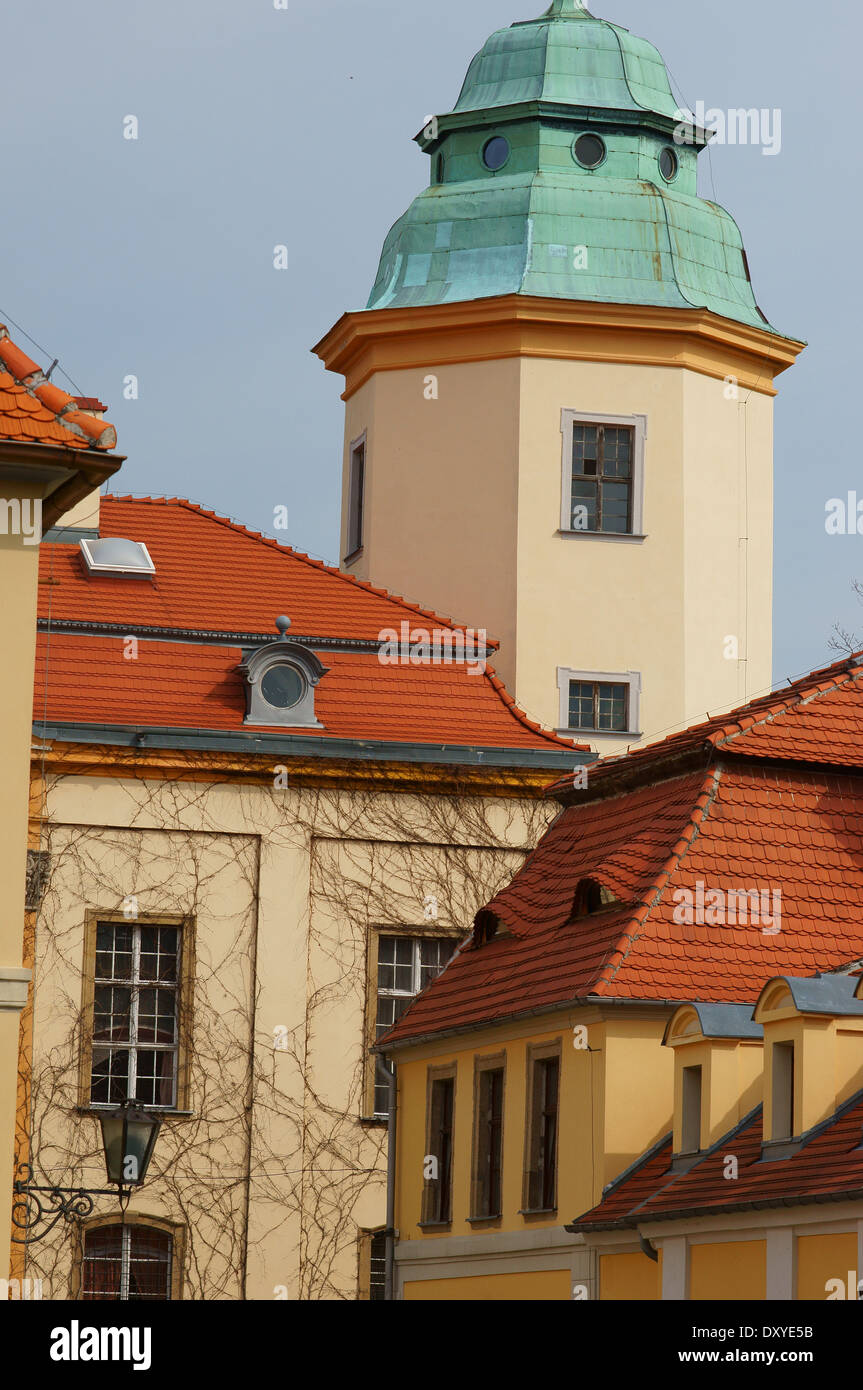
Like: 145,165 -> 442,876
373,935 -> 457,1116
90,922 -> 180,1108
570,422 -> 633,533
569,679 -> 629,733
81,1225 -> 173,1301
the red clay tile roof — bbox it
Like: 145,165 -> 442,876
380,654 -> 863,1048
34,496 -> 580,757
0,327 -> 116,451
571,1092 -> 863,1230
550,654 -> 863,795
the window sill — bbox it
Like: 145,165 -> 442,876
556,728 -> 642,740
343,547 -> 363,565
418,1221 -> 452,1231
557,530 -> 646,543
76,1106 -> 195,1119
466,1215 -> 502,1228
518,1207 -> 557,1219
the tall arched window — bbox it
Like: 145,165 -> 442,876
81,1223 -> 173,1301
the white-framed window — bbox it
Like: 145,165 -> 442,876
557,668 -> 642,737
90,922 -> 181,1109
560,410 -> 646,537
345,432 -> 366,560
373,935 -> 457,1116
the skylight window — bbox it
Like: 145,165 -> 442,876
80,537 -> 155,577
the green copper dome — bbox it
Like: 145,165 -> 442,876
365,1 -> 778,333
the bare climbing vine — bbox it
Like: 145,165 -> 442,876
15,756 -> 553,1300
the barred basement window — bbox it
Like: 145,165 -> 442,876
81,1224 -> 172,1301
369,1232 -> 386,1301
87,921 -> 183,1109
373,935 -> 457,1116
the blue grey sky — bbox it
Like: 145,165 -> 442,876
6,0 -> 858,685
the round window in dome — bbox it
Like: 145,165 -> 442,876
261,663 -> 305,710
573,133 -> 606,169
482,136 -> 510,171
659,147 -> 679,182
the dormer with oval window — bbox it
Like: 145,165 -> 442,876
239,616 -> 329,729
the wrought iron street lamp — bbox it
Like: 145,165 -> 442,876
12,1099 -> 161,1243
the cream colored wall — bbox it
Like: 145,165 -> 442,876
0,499 -> 42,1278
342,355 -> 775,749
341,361 -> 522,686
403,1268 -> 571,1300
681,374 -> 774,717
22,768 -> 549,1299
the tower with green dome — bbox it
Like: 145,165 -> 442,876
316,0 -> 804,751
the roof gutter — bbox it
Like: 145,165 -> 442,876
566,1185 -> 863,1235
33,720 -> 589,772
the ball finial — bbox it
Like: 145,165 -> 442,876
275,615 -> 291,636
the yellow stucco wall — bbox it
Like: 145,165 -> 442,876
690,1240 -> 766,1300
600,1249 -> 662,1300
403,1269 -> 571,1300
797,1233 -> 858,1301
393,1009 -> 674,1241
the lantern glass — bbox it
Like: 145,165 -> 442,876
99,1102 -> 160,1187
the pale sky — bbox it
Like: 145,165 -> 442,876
5,0 -> 859,685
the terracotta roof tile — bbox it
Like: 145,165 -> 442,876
0,326 -> 116,451
35,496 -> 580,758
572,1093 -> 863,1230
381,669 -> 863,1047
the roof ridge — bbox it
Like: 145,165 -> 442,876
483,660 -> 586,751
0,325 -> 117,451
712,664 -> 863,752
593,765 -> 722,996
103,494 -> 501,641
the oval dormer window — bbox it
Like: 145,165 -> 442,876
261,663 -> 305,710
573,133 -> 606,169
482,136 -> 510,171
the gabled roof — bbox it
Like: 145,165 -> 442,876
379,652 -> 863,1049
0,327 -> 116,451
569,1091 -> 863,1231
34,496 -> 582,764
